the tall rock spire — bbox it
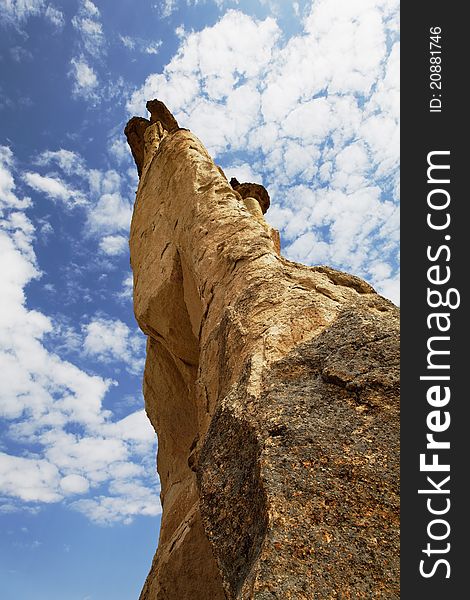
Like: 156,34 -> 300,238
126,100 -> 400,599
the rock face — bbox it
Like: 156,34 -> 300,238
126,100 -> 400,599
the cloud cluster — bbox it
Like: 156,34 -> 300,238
0,0 -> 64,29
0,147 -> 159,524
128,1 -> 399,303
23,148 -> 134,256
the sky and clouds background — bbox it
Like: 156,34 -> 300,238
0,1 -> 399,598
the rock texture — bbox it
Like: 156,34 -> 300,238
126,100 -> 400,599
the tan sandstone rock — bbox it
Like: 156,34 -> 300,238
126,100 -> 400,599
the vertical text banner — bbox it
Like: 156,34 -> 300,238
401,4 -> 466,598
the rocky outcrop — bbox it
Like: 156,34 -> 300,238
229,178 -> 270,214
126,100 -> 400,599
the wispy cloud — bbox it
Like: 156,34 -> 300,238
44,4 -> 64,28
69,56 -> 99,102
116,273 -> 133,303
119,34 -> 135,50
119,34 -> 162,55
0,0 -> 64,29
9,45 -> 33,62
67,0 -> 106,105
0,146 -> 31,212
155,0 -> 242,19
145,41 -> 162,54
159,0 -> 177,19
72,0 -> 105,58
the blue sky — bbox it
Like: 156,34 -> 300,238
0,1 -> 399,598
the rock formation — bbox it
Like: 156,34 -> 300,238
125,100 -> 400,599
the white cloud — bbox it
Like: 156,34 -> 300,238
23,171 -> 87,206
44,433 -> 128,482
222,162 -> 262,184
101,410 -> 155,444
119,35 -> 135,50
0,255 -> 113,426
99,234 -> 128,256
86,191 -> 132,235
9,45 -> 33,62
0,0 -> 40,24
282,141 -> 319,180
119,35 -> 162,55
154,0 -> 242,19
30,150 -> 134,244
373,274 -> 399,305
21,150 -> 136,277
70,56 -> 99,101
82,316 -> 145,375
127,10 -> 280,118
72,0 -> 105,58
159,0 -> 177,19
0,453 -> 61,503
60,474 -> 90,495
108,137 -> 131,165
72,483 -> 160,525
360,41 -> 400,180
116,273 -> 133,303
1,146 -> 31,212
36,149 -> 88,178
84,169 -> 134,238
